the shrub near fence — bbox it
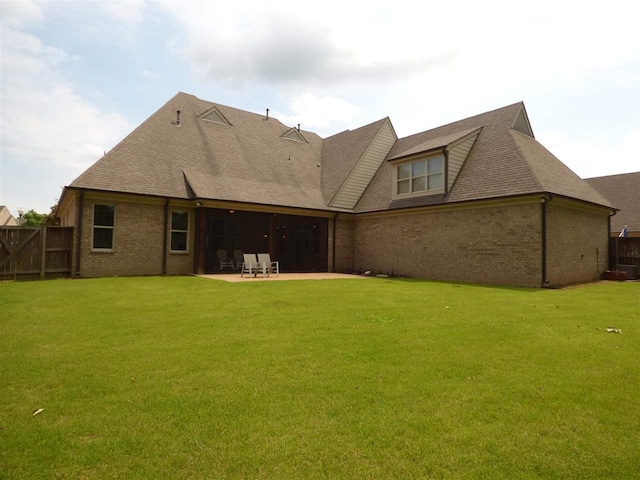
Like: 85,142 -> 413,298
0,226 -> 73,281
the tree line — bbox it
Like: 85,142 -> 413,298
19,205 -> 59,227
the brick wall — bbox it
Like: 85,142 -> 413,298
352,202 -> 542,287
77,197 -> 194,277
546,201 -> 609,286
333,216 -> 355,272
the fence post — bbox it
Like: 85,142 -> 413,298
40,227 -> 47,280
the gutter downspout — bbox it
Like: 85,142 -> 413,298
194,204 -> 200,274
443,148 -> 449,196
609,210 -> 617,270
332,213 -> 338,272
75,191 -> 84,277
541,194 -> 553,287
162,199 -> 169,274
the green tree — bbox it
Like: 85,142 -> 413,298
21,209 -> 45,226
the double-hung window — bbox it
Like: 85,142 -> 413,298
170,210 -> 189,252
93,204 -> 115,249
394,154 -> 444,198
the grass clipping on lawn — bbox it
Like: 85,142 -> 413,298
0,277 -> 638,479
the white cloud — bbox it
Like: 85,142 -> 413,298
142,69 -> 162,81
0,14 -> 131,212
157,0 -> 638,135
100,0 -> 146,25
159,0 -> 638,90
1,22 -> 130,168
537,128 -> 640,179
0,0 -> 44,29
271,94 -> 361,133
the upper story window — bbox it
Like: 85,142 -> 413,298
93,204 -> 115,250
393,154 -> 444,199
170,210 -> 189,252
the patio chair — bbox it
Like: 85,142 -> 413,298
258,253 -> 279,277
233,249 -> 244,270
241,253 -> 263,277
217,250 -> 234,270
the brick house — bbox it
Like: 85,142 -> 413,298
57,92 -> 614,287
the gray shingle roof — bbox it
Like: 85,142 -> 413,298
71,92 -> 329,210
69,93 -> 613,214
585,172 -> 640,233
355,102 -> 613,212
387,126 -> 481,161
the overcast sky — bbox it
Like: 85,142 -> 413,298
1,0 -> 638,216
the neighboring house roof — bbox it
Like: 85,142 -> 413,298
0,206 -> 18,226
585,172 -> 640,233
68,93 -> 613,214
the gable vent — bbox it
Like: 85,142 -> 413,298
281,127 -> 307,143
512,107 -> 533,137
199,106 -> 232,126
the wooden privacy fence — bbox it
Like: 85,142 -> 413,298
0,226 -> 73,281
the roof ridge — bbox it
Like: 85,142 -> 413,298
324,117 -> 389,140
397,102 -> 524,143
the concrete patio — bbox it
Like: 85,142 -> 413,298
197,272 -> 372,282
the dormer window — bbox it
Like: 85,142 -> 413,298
393,153 -> 444,199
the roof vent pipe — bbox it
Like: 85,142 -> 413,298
266,109 -> 269,121
176,110 -> 181,126
297,123 -> 300,131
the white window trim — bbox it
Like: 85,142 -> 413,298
170,210 -> 189,254
92,204 -> 115,251
391,153 -> 445,200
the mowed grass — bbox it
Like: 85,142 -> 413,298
0,276 -> 638,479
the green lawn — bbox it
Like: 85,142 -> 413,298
1,276 -> 638,479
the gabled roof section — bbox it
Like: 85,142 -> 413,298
585,172 -> 640,233
388,126 -> 480,162
355,101 -> 613,212
321,118 -> 395,207
386,126 -> 482,196
329,118 -> 397,209
0,206 -> 18,226
511,105 -> 534,137
198,106 -> 232,126
281,127 -> 307,143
